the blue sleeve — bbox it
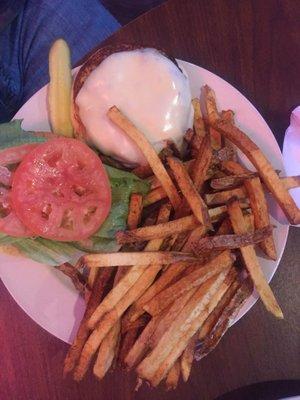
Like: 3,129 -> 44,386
0,0 -> 120,122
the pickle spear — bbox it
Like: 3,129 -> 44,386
48,39 -> 73,137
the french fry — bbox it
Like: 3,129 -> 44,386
205,187 -> 247,206
180,333 -> 197,382
216,218 -> 232,235
143,186 -> 167,207
210,173 -> 257,190
221,160 -> 250,175
227,198 -> 283,318
136,269 -> 230,386
168,156 -> 212,227
118,325 -> 141,368
48,39 -> 73,137
144,251 -> 235,316
63,268 -> 112,376
191,226 -> 273,254
198,272 -> 240,341
244,177 -> 276,260
192,98 -> 206,138
132,164 -> 153,179
203,85 -> 222,150
283,175 -> 300,190
108,106 -> 181,209
213,119 -> 300,224
127,194 -> 143,230
87,204 -> 172,329
146,268 -> 234,387
190,133 -> 213,190
56,262 -> 88,296
165,360 -> 181,391
195,277 -> 253,360
75,251 -> 176,380
93,323 -> 120,380
83,251 -> 196,269
116,215 -> 201,244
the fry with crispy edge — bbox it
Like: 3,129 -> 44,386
63,268 -> 112,376
127,194 -> 143,230
180,333 -> 197,382
83,251 -> 196,269
116,215 -> 201,244
213,119 -> 300,224
192,98 -> 206,138
190,134 -> 213,190
195,277 -> 253,360
205,187 -> 247,206
244,177 -> 277,260
210,173 -> 257,190
203,85 -> 222,150
108,106 -> 181,209
136,268 -> 231,386
168,156 -> 212,227
227,198 -> 283,318
87,204 -> 172,329
165,360 -> 181,390
126,289 -> 197,369
144,250 -> 235,316
191,225 -> 273,254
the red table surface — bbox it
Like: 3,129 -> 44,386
1,1 -> 299,399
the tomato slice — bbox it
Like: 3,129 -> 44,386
0,187 -> 33,237
11,138 -> 111,241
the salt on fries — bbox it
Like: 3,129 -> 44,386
64,85 -> 299,390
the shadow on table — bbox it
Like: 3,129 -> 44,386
215,380 -> 300,400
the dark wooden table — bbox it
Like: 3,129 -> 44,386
1,1 -> 299,399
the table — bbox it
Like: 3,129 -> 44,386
1,1 -> 299,399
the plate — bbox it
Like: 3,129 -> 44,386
0,60 -> 289,344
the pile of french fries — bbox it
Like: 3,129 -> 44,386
64,85 -> 300,390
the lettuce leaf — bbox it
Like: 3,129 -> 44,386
0,120 -> 48,149
0,165 -> 149,266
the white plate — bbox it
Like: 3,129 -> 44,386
0,60 -> 289,344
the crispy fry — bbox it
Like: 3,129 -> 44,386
83,251 -> 196,269
227,198 -> 283,318
168,157 -> 211,227
87,204 -> 172,329
63,268 -> 112,376
195,277 -> 253,360
203,85 -> 222,150
221,109 -> 235,122
127,194 -> 143,230
244,177 -> 276,260
132,164 -> 153,179
108,106 -> 181,209
192,98 -> 206,138
205,187 -> 247,206
136,269 -> 230,386
191,226 -> 273,254
116,215 -> 201,244
180,333 -> 197,382
56,262 -> 88,296
221,160 -> 250,175
210,173 -> 257,190
144,251 -> 235,316
198,271 -> 240,341
75,254 -> 174,380
143,186 -> 167,207
165,360 -> 181,391
190,134 -> 213,190
118,325 -> 141,368
283,175 -> 300,190
213,119 -> 300,224
93,323 -> 120,379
